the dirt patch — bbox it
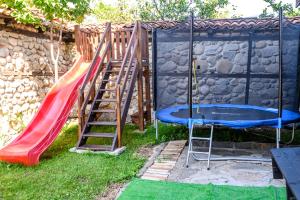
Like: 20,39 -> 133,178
95,145 -> 157,200
136,144 -> 155,158
96,183 -> 124,200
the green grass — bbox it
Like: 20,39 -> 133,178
0,123 -> 157,200
147,123 -> 300,144
118,179 -> 286,200
0,122 -> 297,200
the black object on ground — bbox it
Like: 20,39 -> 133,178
271,147 -> 300,200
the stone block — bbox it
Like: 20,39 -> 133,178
200,85 -> 209,96
194,45 -> 204,55
159,61 -> 177,72
8,38 -> 18,46
206,78 -> 215,86
231,65 -> 244,73
223,44 -> 239,52
0,58 -> 6,66
255,41 -> 266,49
234,53 -> 247,66
216,59 -> 233,74
222,51 -> 236,60
265,63 -> 279,73
204,45 -> 219,56
0,48 -> 9,57
195,59 -> 208,73
261,46 -> 278,58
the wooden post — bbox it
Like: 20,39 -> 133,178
116,31 -> 121,60
111,32 -> 115,60
105,23 -> 112,62
116,85 -> 122,147
136,21 -> 145,131
143,29 -> 152,124
121,31 -> 126,58
74,25 -> 81,55
90,85 -> 96,102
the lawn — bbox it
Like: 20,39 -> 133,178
0,122 -> 297,200
0,123 -> 158,200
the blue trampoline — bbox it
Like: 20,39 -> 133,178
156,104 -> 300,129
152,11 -> 300,169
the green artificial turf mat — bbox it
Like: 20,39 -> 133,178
118,179 -> 286,200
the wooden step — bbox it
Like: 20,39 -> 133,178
95,98 -> 117,102
110,61 -> 123,67
95,98 -> 125,103
88,121 -> 117,126
92,109 -> 115,113
102,79 -> 117,82
77,144 -> 112,151
106,70 -> 132,74
99,88 -> 116,92
106,70 -> 120,73
83,132 -> 115,138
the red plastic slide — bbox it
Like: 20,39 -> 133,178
0,56 -> 100,166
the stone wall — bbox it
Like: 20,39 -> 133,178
156,32 -> 298,111
1,26 -> 298,148
0,29 -> 76,147
0,28 -> 148,148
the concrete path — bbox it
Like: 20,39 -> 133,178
168,147 -> 285,187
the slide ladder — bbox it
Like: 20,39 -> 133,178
77,22 -> 145,150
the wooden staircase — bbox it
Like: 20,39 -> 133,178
76,22 -> 150,151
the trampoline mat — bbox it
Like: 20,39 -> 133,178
172,106 -> 278,121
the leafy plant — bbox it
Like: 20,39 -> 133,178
259,0 -> 300,18
137,0 -> 231,21
0,0 -> 91,81
93,0 -> 135,23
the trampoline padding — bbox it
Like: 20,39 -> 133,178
156,104 -> 300,128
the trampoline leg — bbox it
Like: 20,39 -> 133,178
155,117 -> 158,141
186,123 -> 194,168
276,128 -> 281,148
207,125 -> 214,170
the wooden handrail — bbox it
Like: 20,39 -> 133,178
79,23 -> 111,95
115,22 -> 140,106
120,42 -> 138,99
78,23 -> 112,134
121,62 -> 138,123
114,22 -> 140,146
80,42 -> 111,114
116,85 -> 122,147
116,22 -> 138,85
